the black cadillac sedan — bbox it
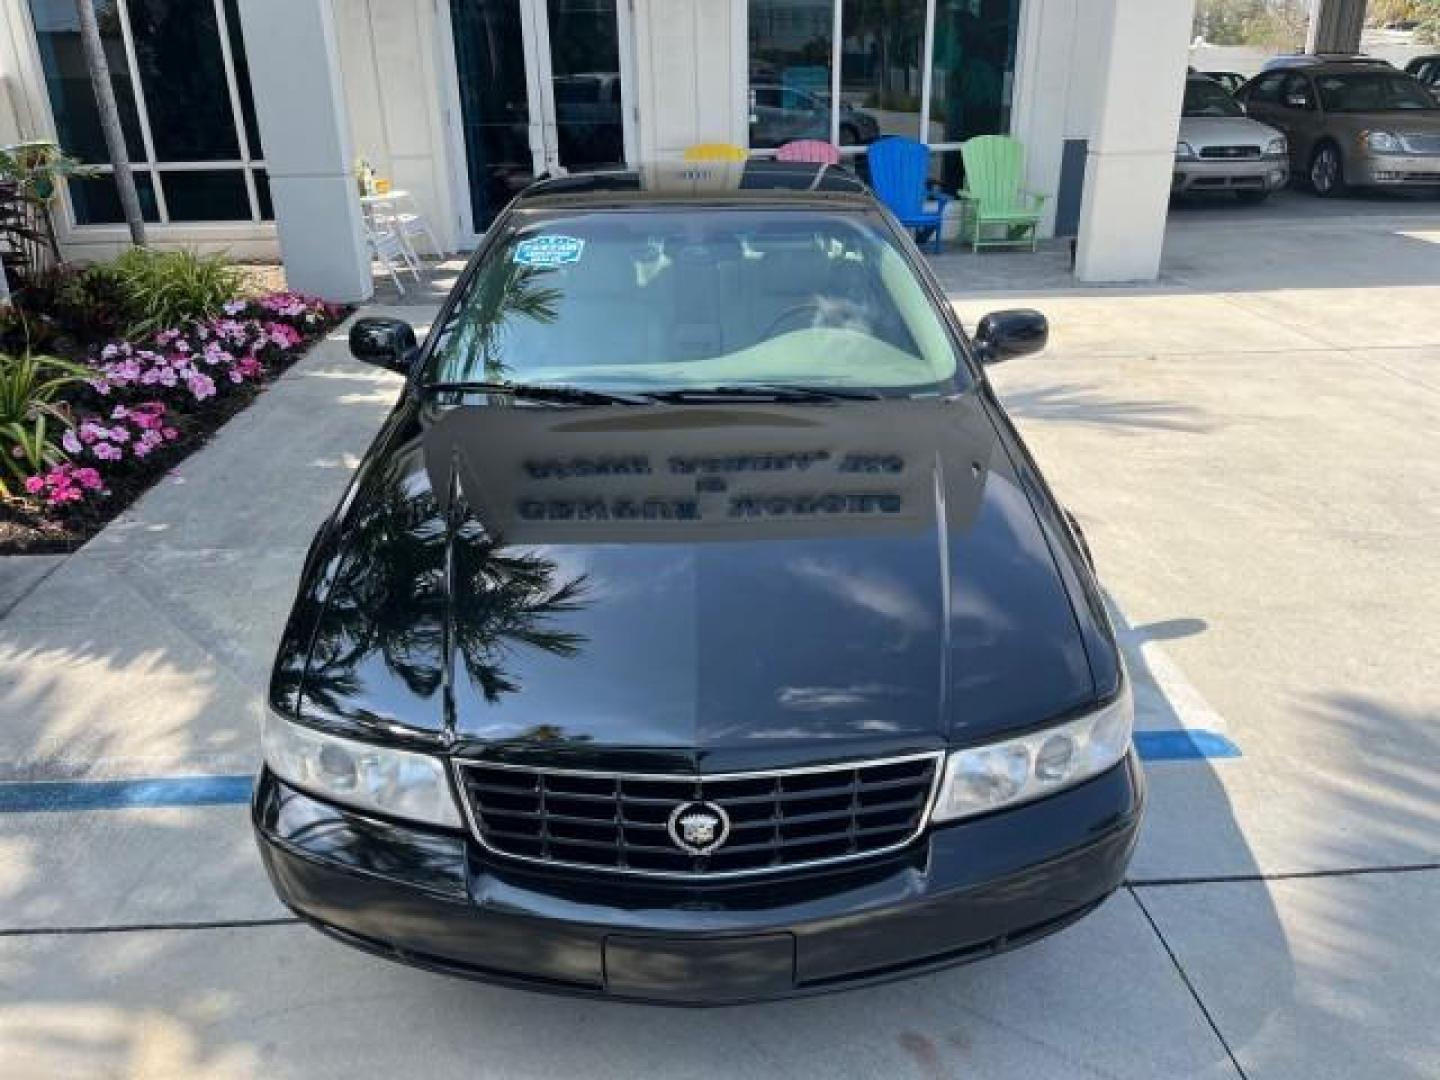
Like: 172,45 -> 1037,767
255,161 -> 1143,1004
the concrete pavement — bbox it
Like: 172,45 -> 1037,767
1,203 -> 1437,1078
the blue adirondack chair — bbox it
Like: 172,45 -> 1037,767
867,137 -> 948,253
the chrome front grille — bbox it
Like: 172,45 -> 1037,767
1400,134 -> 1440,155
1199,145 -> 1261,160
454,753 -> 943,879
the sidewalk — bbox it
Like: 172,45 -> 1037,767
0,205 -> 1436,1079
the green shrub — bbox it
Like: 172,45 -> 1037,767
0,349 -> 89,497
0,301 -> 59,354
19,263 -> 128,343
107,248 -> 244,339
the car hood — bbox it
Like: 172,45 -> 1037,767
285,397 -> 1098,765
1179,115 -> 1282,147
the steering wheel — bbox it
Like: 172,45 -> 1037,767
763,301 -> 829,339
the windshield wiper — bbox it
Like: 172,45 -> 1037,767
419,381 -> 655,406
649,384 -> 884,403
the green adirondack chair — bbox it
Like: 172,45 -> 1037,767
957,136 -> 1048,252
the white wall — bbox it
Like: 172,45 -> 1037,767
633,0 -> 747,159
1011,0 -> 1105,236
333,0 -> 459,252
0,0 -> 39,145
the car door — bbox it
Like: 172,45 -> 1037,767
1276,74 -> 1324,166
1239,72 -> 1286,126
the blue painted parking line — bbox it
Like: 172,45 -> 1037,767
0,774 -> 255,813
0,732 -> 1240,813
1134,729 -> 1242,761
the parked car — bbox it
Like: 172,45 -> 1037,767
1200,70 -> 1248,95
749,83 -> 880,148
1237,59 -> 1440,196
1174,75 -> 1289,202
254,160 -> 1143,1004
1405,54 -> 1440,89
1259,53 -> 1390,72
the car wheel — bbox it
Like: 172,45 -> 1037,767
1235,189 -> 1270,204
1309,143 -> 1347,197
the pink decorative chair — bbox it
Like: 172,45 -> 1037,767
776,139 -> 841,166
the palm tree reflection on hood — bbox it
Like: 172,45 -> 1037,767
301,459 -> 588,724
451,510 -> 588,703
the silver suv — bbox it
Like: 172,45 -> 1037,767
1174,76 -> 1289,203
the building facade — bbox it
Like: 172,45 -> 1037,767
1,0 -> 1203,294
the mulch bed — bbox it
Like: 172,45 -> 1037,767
1,300 -> 351,556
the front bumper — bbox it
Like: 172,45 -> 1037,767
1352,153 -> 1440,186
1172,157 -> 1289,194
254,753 -> 1144,1004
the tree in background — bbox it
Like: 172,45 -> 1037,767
1192,0 -> 1308,49
1193,0 -> 1267,46
74,0 -> 145,247
1368,0 -> 1440,41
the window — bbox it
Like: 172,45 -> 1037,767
1183,79 -> 1243,119
747,0 -> 1021,188
748,0 -> 835,150
1280,74 -> 1314,110
1246,73 -> 1286,104
26,0 -> 269,226
428,209 -> 963,394
1315,72 -> 1438,112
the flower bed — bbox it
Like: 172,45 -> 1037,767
1,290 -> 348,554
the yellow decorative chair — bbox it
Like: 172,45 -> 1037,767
683,142 -> 748,162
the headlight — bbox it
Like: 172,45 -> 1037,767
931,686 -> 1133,824
1366,131 -> 1402,154
262,710 -> 461,828
1265,136 -> 1288,156
1175,141 -> 1197,160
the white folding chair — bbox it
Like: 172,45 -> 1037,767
361,210 -> 422,295
390,194 -> 442,259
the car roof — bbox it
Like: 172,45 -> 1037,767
511,160 -> 874,211
1262,55 -> 1395,75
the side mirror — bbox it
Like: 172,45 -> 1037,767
974,309 -> 1048,365
349,317 -> 418,374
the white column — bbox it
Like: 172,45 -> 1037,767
1074,0 -> 1195,283
236,0 -> 372,302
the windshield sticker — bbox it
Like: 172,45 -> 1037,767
513,235 -> 585,267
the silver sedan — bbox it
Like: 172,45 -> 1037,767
1174,76 -> 1290,203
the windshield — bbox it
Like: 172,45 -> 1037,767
1316,72 -> 1438,111
1183,79 -> 1244,117
425,209 -> 963,395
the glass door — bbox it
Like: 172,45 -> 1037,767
450,0 -> 633,238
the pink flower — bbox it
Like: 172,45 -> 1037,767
161,427 -> 179,440
187,372 -> 217,400
24,464 -> 105,508
93,442 -> 122,461
62,429 -> 82,455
